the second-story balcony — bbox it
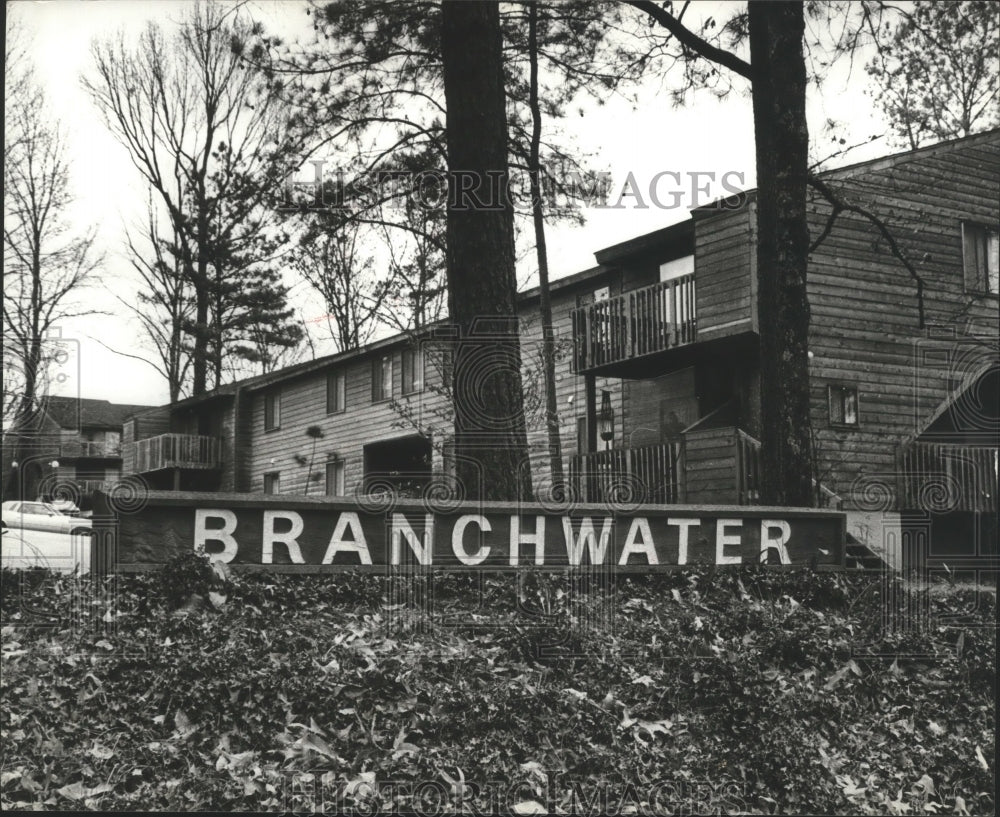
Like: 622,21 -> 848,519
60,440 -> 122,458
571,275 -> 697,375
131,433 -> 221,473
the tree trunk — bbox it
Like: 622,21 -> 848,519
192,283 -> 210,396
748,0 -> 814,506
441,0 -> 532,501
527,1 -> 566,495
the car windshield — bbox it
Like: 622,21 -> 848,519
21,503 -> 56,515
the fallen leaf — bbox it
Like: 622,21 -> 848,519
975,745 -> 989,771
344,771 -> 376,799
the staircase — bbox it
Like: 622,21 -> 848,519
845,533 -> 891,571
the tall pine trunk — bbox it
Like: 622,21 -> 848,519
527,1 -> 565,493
748,0 -> 814,506
441,0 -> 532,501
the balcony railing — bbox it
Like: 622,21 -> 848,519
60,440 -> 122,458
899,442 -> 998,513
131,433 -> 221,473
736,430 -> 762,506
571,275 -> 696,372
569,442 -> 684,504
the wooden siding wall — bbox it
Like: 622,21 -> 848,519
217,401 -> 238,492
683,426 -> 738,504
122,410 -> 170,476
619,257 -> 661,293
694,206 -> 755,339
232,389 -> 254,493
807,135 -> 999,510
121,419 -> 135,474
244,279 -> 627,498
623,368 -> 699,448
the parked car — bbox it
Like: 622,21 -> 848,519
1,521 -> 91,573
45,497 -> 84,517
0,501 -> 92,536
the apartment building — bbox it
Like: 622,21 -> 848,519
2,397 -> 153,505
121,130 -> 999,555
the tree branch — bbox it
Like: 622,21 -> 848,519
626,0 -> 754,80
807,174 -> 926,327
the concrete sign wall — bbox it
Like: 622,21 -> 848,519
95,491 -> 846,572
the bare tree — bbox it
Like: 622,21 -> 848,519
117,193 -> 194,402
288,214 -> 392,352
4,20 -> 101,430
84,2 -> 304,395
866,1 -> 1000,149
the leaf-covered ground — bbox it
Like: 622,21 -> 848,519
1,566 -> 995,814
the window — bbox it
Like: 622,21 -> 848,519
829,384 -> 859,427
325,460 -> 345,496
263,472 -> 280,494
962,222 -> 1000,295
264,391 -> 281,431
326,370 -> 346,414
372,354 -> 393,402
401,347 -> 423,395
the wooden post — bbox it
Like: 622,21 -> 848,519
585,373 -> 597,502
585,374 -> 597,454
173,468 -> 181,491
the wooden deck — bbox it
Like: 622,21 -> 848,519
130,434 -> 221,473
569,434 -> 765,507
571,275 -> 696,373
569,442 -> 684,504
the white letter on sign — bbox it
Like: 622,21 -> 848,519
194,509 -> 238,563
562,517 -> 612,565
760,519 -> 791,564
323,512 -> 372,564
715,519 -> 743,564
391,513 -> 434,565
619,517 -> 657,565
262,510 -> 305,564
509,516 -> 545,565
667,518 -> 700,565
452,514 -> 491,565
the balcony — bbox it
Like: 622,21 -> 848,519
899,442 -> 998,513
569,431 -> 763,507
571,275 -> 696,375
60,440 -> 122,458
569,442 -> 684,504
131,433 -> 221,473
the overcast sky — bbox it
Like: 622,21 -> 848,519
9,0 -> 893,408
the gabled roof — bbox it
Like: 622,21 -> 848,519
692,127 -> 1000,214
42,396 -> 155,430
594,219 -> 694,266
818,127 -> 1000,183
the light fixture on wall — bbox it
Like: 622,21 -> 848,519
598,391 -> 614,443
50,460 -> 60,469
